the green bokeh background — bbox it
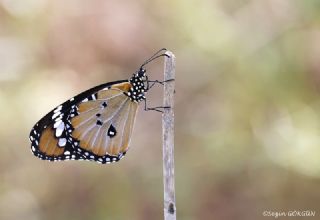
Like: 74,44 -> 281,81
1,0 -> 320,219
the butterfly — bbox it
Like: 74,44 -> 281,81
29,48 -> 172,164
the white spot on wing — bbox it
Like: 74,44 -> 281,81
54,105 -> 62,113
53,120 -> 62,128
55,122 -> 65,137
58,138 -> 67,147
52,111 -> 61,119
64,150 -> 70,155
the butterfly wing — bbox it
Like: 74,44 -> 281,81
29,80 -> 138,163
69,82 -> 139,163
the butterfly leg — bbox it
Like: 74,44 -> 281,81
147,79 -> 175,90
143,99 -> 171,113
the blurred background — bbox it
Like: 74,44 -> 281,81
1,0 -> 320,219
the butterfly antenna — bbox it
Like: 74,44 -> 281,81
141,48 -> 168,68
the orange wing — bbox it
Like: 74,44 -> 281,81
69,82 -> 139,162
30,79 -> 143,164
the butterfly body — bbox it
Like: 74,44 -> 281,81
29,69 -> 148,164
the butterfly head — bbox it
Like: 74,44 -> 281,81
127,49 -> 168,102
137,67 -> 146,78
131,67 -> 147,82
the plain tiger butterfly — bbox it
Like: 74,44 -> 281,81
29,48 -> 173,164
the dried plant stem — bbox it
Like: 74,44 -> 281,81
162,51 -> 176,220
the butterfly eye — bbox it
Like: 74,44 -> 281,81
136,69 -> 146,78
